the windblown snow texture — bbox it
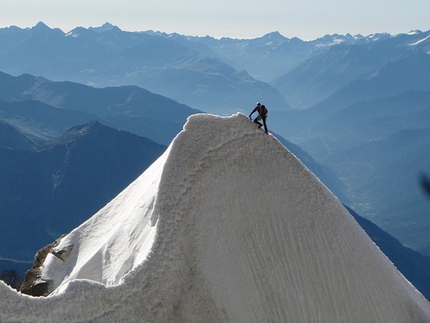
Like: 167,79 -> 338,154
1,113 -> 430,322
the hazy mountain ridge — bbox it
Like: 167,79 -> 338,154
298,90 -> 430,158
0,99 -> 103,143
169,30 -> 393,83
307,51 -> 430,117
1,22 -> 427,115
324,128 -> 430,253
0,120 -> 37,151
0,22 -> 290,113
272,30 -> 430,109
0,71 -> 200,145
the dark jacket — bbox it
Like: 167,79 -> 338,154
250,104 -> 268,118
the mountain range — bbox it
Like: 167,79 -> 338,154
272,32 -> 430,109
0,71 -> 200,145
0,22 -> 430,308
0,22 -> 289,113
1,23 -> 429,115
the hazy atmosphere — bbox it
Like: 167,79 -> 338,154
1,1 -> 430,320
1,0 -> 429,39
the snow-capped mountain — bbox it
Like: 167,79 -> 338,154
0,23 -> 289,113
1,113 -> 429,322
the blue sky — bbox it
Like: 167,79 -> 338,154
1,0 -> 429,40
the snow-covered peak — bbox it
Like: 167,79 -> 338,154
41,145 -> 164,292
407,30 -> 423,35
1,113 -> 430,322
89,22 -> 116,33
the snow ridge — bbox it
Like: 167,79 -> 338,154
0,113 -> 430,322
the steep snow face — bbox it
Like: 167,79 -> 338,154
1,113 -> 430,323
40,145 -> 168,293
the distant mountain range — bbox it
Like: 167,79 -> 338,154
0,21 -> 430,266
0,71 -> 199,145
0,22 -> 289,113
271,32 -> 430,109
326,128 -> 430,253
1,22 -> 428,118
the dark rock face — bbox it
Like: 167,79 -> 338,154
0,269 -> 23,290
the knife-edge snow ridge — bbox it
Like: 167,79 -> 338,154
1,113 -> 429,323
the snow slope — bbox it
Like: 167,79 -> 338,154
1,113 -> 430,322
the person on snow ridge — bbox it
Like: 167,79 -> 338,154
249,102 -> 268,134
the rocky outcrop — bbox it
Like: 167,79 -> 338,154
20,236 -> 64,296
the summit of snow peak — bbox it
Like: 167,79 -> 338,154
1,113 -> 430,323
